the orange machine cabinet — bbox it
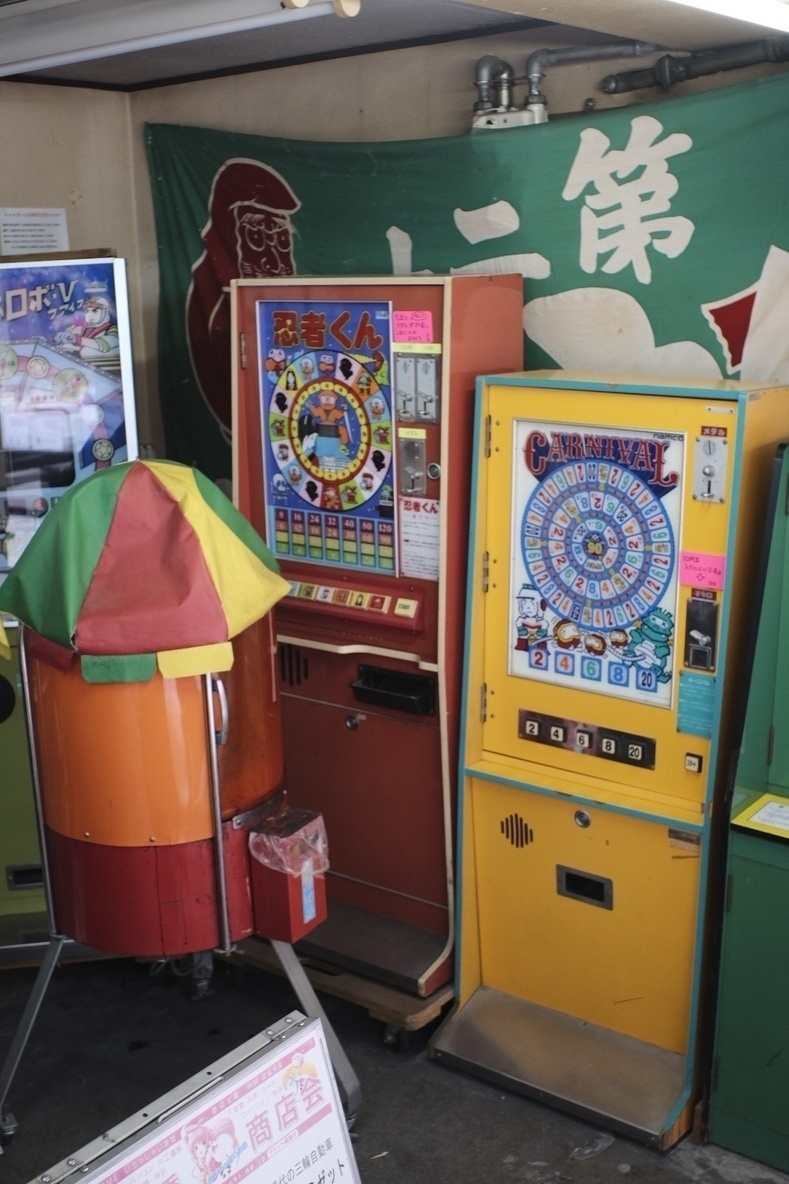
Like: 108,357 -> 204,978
232,275 -> 524,996
26,617 -> 284,958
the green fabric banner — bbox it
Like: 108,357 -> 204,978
147,72 -> 789,478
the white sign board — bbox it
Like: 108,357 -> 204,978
0,208 -> 69,255
30,1015 -> 360,1184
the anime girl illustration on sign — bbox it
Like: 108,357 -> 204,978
509,420 -> 684,708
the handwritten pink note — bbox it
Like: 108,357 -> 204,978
393,310 -> 433,343
680,550 -> 726,590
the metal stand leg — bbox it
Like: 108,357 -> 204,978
0,934 -> 66,1148
269,939 -> 361,1122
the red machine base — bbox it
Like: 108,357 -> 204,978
45,823 -> 255,957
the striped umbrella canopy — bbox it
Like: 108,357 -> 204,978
0,459 -> 290,682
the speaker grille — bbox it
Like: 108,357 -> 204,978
279,643 -> 309,687
501,813 -> 533,848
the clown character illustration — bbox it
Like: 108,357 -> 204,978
301,388 -> 350,469
186,158 -> 300,438
58,296 -> 120,366
622,607 -> 674,683
183,1117 -> 240,1184
515,584 -> 548,651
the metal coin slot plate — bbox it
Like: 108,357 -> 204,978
518,709 -> 656,770
556,864 -> 614,910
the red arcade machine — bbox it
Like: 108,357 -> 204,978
232,275 -> 524,998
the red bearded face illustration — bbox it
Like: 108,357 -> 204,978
186,157 -> 301,439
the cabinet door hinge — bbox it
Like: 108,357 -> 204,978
482,551 -> 489,593
484,415 -> 492,458
239,332 -> 247,370
480,683 -> 487,723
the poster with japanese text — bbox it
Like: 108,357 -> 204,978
0,258 -> 137,579
64,1019 -> 360,1184
509,419 -> 684,708
258,299 -> 396,576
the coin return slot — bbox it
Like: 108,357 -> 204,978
556,865 -> 613,910
350,663 -> 436,715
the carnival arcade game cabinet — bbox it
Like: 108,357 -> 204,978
708,442 -> 789,1173
232,275 -> 524,999
431,372 -> 789,1147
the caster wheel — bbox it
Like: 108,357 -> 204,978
382,1024 -> 412,1053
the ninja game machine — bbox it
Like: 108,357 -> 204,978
0,256 -> 137,953
232,275 -> 524,998
431,371 -> 789,1146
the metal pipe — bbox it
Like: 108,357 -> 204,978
205,673 -> 232,955
474,54 -> 516,112
524,40 -> 659,116
18,626 -> 57,931
601,36 -> 789,93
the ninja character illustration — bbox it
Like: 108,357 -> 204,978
265,348 -> 286,382
515,584 -> 548,650
622,607 -> 674,682
300,389 -> 350,467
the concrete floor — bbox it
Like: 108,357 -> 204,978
1,954 -> 788,1184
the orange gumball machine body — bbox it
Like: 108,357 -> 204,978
24,617 -> 285,958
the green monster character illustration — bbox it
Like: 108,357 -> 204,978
623,607 -> 674,683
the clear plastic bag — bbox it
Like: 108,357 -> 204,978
248,808 -> 329,877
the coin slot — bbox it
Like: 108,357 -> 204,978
556,865 -> 613,910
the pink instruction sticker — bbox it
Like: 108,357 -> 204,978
680,550 -> 726,590
393,310 -> 433,343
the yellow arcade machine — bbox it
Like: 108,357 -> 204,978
431,371 -> 789,1148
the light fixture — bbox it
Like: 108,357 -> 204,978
660,0 -> 789,34
0,0 -> 359,79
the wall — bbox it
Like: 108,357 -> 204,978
2,26 -> 786,456
0,81 -> 149,430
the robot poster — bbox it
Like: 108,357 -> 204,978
0,258 -> 137,577
509,419 -> 684,708
258,299 -> 396,575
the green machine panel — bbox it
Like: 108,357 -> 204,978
709,442 -> 789,1171
0,620 -> 47,938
